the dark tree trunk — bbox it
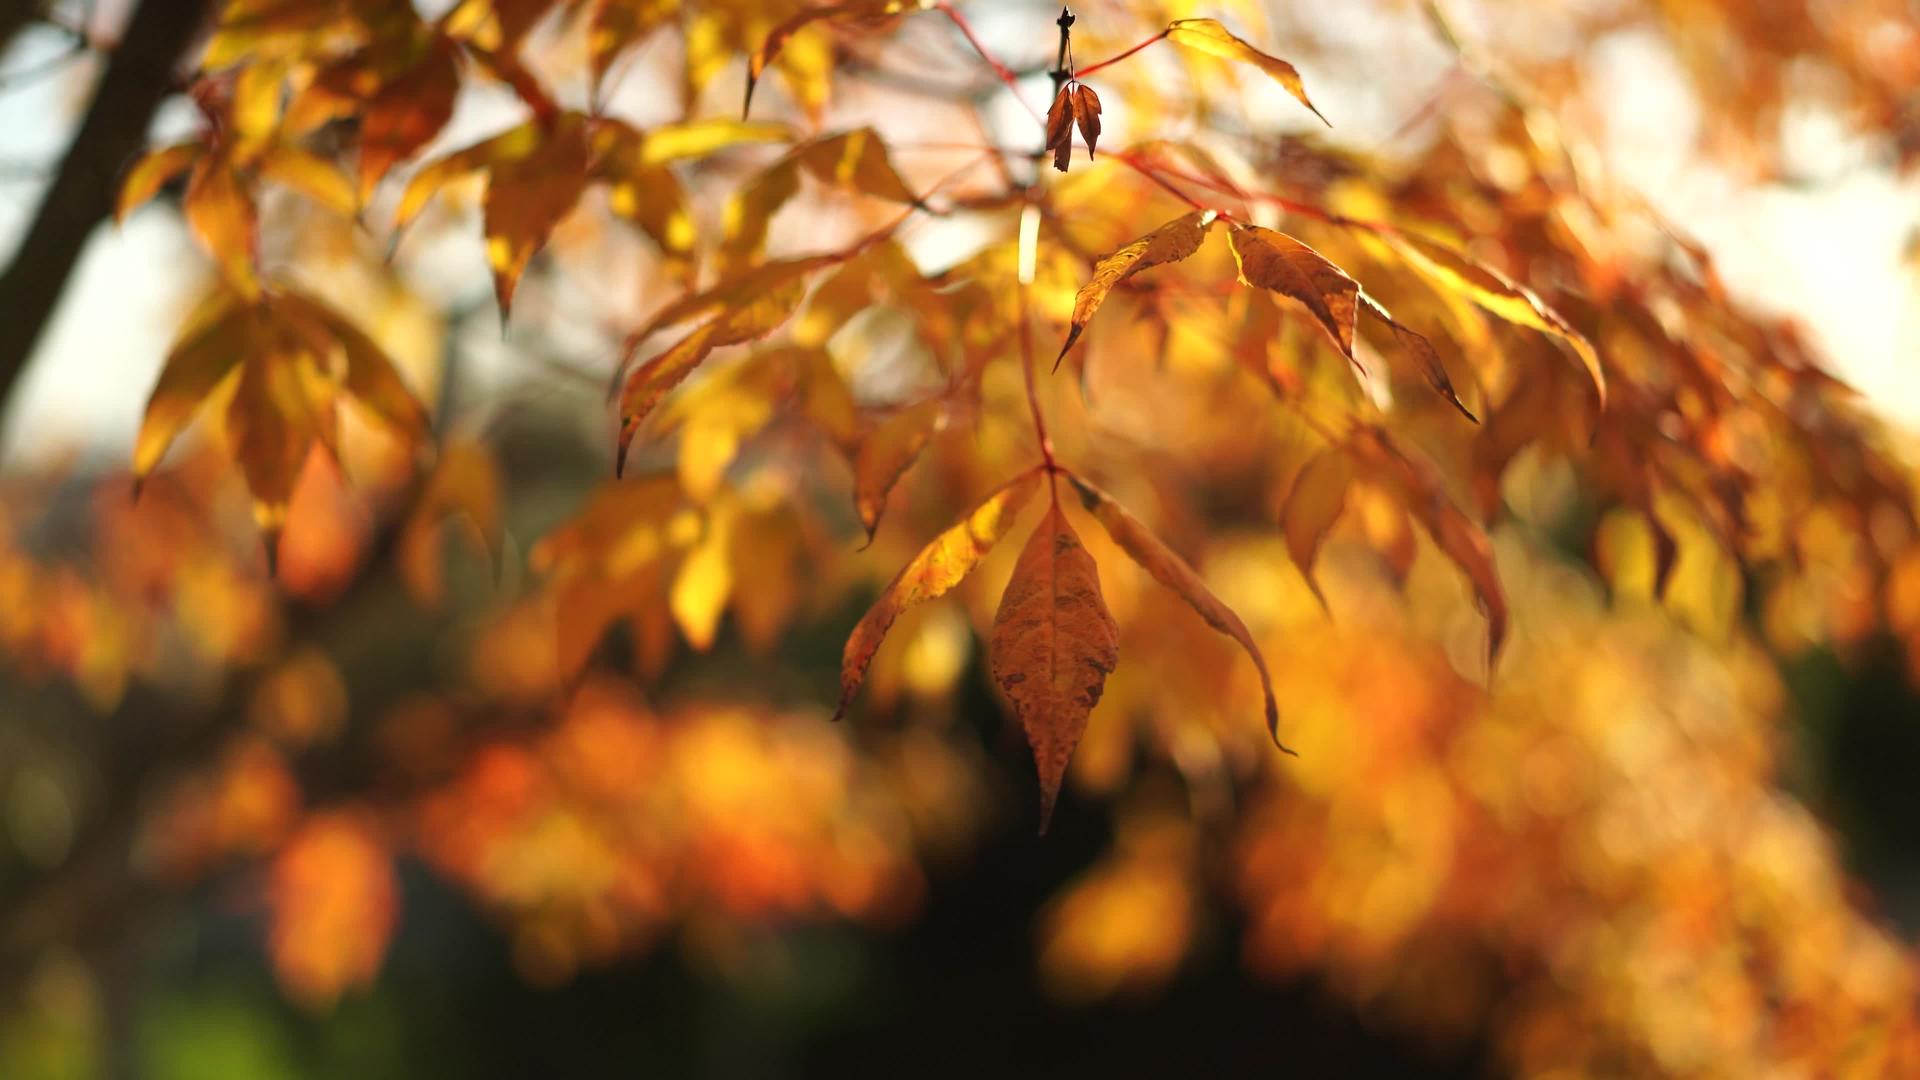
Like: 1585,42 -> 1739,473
0,0 -> 211,431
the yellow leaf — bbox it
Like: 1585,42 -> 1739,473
989,500 -> 1120,832
274,291 -> 430,443
394,121 -> 538,233
184,155 -> 261,300
616,279 -> 809,475
1227,224 -> 1357,358
257,145 -> 357,216
1059,210 -> 1215,364
1281,450 -> 1351,612
133,298 -> 252,484
1068,474 -> 1284,750
1166,18 -> 1328,126
836,468 -> 1043,720
853,398 -> 944,542
639,119 -> 791,165
228,352 -> 327,531
1385,230 -> 1606,408
117,142 -> 202,223
670,504 -> 733,651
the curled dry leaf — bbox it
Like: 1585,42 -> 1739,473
990,500 -> 1120,833
1068,474 -> 1286,751
1228,225 -> 1358,358
852,398 -> 945,543
1358,292 -> 1478,421
1059,210 -> 1217,366
1282,450 -> 1352,613
1072,84 -> 1103,160
836,468 -> 1044,721
1385,230 -> 1605,408
1349,426 -> 1508,666
1045,83 -> 1076,172
1165,18 -> 1328,126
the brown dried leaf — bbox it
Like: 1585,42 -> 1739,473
1228,225 -> 1357,357
1358,292 -> 1477,421
1071,83 -> 1102,160
990,500 -> 1120,832
1045,83 -> 1075,172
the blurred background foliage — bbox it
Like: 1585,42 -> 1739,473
0,0 -> 1919,1077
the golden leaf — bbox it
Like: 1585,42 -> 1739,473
358,38 -> 461,197
257,145 -> 357,215
483,116 -> 592,316
1059,210 -> 1216,365
852,398 -> 944,543
836,468 -> 1043,721
1165,18 -> 1328,126
1385,230 -> 1606,408
1227,224 -> 1358,358
1282,449 -> 1352,612
1350,426 -> 1508,665
133,298 -> 253,485
1357,292 -> 1477,421
990,500 -> 1120,832
184,153 -> 260,300
117,142 -> 202,223
1068,474 -> 1284,751
745,1 -> 929,119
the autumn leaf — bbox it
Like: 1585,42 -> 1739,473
267,810 -> 397,1009
722,129 -> 920,267
117,142 -> 202,222
357,38 -> 461,197
852,398 -> 945,543
990,500 -> 1120,832
1228,225 -> 1358,358
1358,293 -> 1477,421
744,1 -> 930,119
1282,449 -> 1352,613
836,468 -> 1043,721
1058,210 -> 1216,365
1045,83 -> 1076,172
1072,84 -> 1102,160
1349,426 -> 1508,665
133,298 -> 255,488
482,116 -> 592,316
1165,18 -> 1328,126
184,151 -> 261,299
616,279 -> 810,476
398,440 -> 504,609
1384,230 -> 1606,408
1068,474 -> 1285,751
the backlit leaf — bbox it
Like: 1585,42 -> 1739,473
1282,450 -> 1351,612
483,117 -> 592,316
745,1 -> 928,119
1072,84 -> 1103,160
1165,18 -> 1328,126
184,154 -> 260,299
1059,210 -> 1216,364
1045,83 -> 1075,172
1068,474 -> 1284,750
836,468 -> 1043,721
1227,225 -> 1357,358
358,39 -> 461,197
990,500 -> 1120,832
117,142 -> 202,222
1358,292 -> 1477,421
1385,231 -> 1606,408
852,398 -> 944,542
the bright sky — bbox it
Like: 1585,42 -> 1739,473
0,3 -> 1914,470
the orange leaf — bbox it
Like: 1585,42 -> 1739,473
1068,474 -> 1284,751
117,142 -> 202,223
745,1 -> 929,118
836,468 -> 1043,721
1358,292 -> 1477,422
1059,210 -> 1215,364
1071,83 -> 1103,159
133,297 -> 253,486
484,117 -> 592,316
1350,426 -> 1508,665
852,398 -> 944,543
990,500 -> 1120,832
358,38 -> 460,197
1282,449 -> 1351,612
1227,224 -> 1357,358
184,153 -> 260,299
